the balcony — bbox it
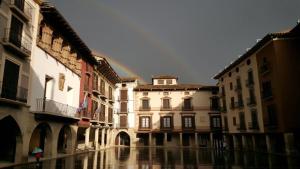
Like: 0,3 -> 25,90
248,122 -> 259,130
182,105 -> 194,111
0,81 -> 28,103
36,98 -> 78,118
236,123 -> 246,131
260,63 -> 270,75
1,28 -> 32,58
99,90 -> 107,100
9,0 -> 32,22
247,97 -> 256,106
220,106 -> 227,112
234,84 -> 242,92
161,106 -> 172,111
92,84 -> 100,96
139,106 -> 151,111
262,90 -> 273,100
210,106 -> 220,111
234,101 -> 244,109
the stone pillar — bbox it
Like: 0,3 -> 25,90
179,133 -> 183,146
242,135 -> 247,150
284,133 -> 295,155
252,135 -> 257,151
85,127 -> 90,149
101,128 -> 105,149
149,133 -> 152,146
266,135 -> 272,153
106,129 -> 110,148
195,133 -> 198,147
94,128 -> 99,150
164,133 -> 168,146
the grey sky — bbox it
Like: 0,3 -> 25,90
50,0 -> 300,84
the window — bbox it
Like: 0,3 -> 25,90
221,86 -> 225,96
167,133 -> 172,141
108,108 -> 113,123
247,70 -> 254,85
235,67 -> 239,72
183,98 -> 192,110
10,16 -> 23,48
233,117 -> 236,126
93,73 -> 98,91
182,116 -> 194,129
120,102 -> 127,112
1,60 -> 20,101
166,79 -> 172,85
100,79 -> 105,95
122,83 -> 126,87
142,99 -> 150,109
140,116 -> 151,129
109,86 -> 112,100
162,98 -> 170,109
210,97 -> 219,111
221,78 -> 224,82
211,116 -> 221,128
120,115 -> 127,128
120,89 -> 128,100
267,105 -> 277,126
158,79 -> 164,84
14,0 -> 25,11
230,97 -> 235,109
229,72 -> 232,77
262,81 -> 272,99
239,112 -> 246,130
91,100 -> 98,119
161,116 -> 172,128
251,109 -> 258,128
230,82 -> 233,90
236,78 -> 242,90
247,59 -> 251,65
84,75 -> 90,91
100,104 -> 105,121
224,116 -> 228,130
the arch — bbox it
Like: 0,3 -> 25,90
0,116 -> 22,162
115,131 -> 130,146
57,125 -> 72,154
28,122 -> 53,157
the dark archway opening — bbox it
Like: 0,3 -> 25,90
115,132 -> 130,146
57,125 -> 72,154
0,116 -> 22,162
29,123 -> 52,157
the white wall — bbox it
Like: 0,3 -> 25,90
29,46 -> 80,116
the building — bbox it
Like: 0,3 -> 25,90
114,77 -> 139,146
213,23 -> 300,155
0,0 -> 39,163
133,75 -> 221,147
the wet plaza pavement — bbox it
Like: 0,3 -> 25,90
3,147 -> 300,169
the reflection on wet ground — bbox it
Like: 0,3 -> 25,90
4,147 -> 300,169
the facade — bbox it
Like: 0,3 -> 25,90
114,77 -> 139,146
133,75 -> 221,147
0,0 -> 39,163
214,23 -> 300,155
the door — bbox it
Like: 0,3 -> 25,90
2,60 -> 19,100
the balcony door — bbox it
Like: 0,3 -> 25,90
2,60 -> 19,100
10,16 -> 23,48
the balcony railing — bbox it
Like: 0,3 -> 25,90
210,106 -> 220,111
237,123 -> 246,131
262,90 -> 273,100
0,81 -> 28,103
234,84 -> 242,92
248,122 -> 259,130
9,0 -> 32,21
260,63 -> 270,75
139,106 -> 151,111
234,101 -> 244,108
182,105 -> 194,111
2,28 -> 32,57
246,79 -> 254,87
36,98 -> 78,118
247,97 -> 256,106
161,106 -> 172,111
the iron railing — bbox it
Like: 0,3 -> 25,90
0,81 -> 28,102
247,97 -> 256,106
248,122 -> 259,130
2,28 -> 32,55
36,98 -> 78,117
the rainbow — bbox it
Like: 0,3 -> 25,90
87,0 -> 200,82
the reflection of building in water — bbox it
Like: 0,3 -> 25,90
214,23 -> 300,155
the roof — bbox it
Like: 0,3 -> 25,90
40,2 -> 96,63
213,23 -> 300,79
134,84 -> 217,91
93,54 -> 121,85
121,77 -> 138,83
152,75 -> 178,79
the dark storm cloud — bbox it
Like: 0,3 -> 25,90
50,0 -> 300,84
